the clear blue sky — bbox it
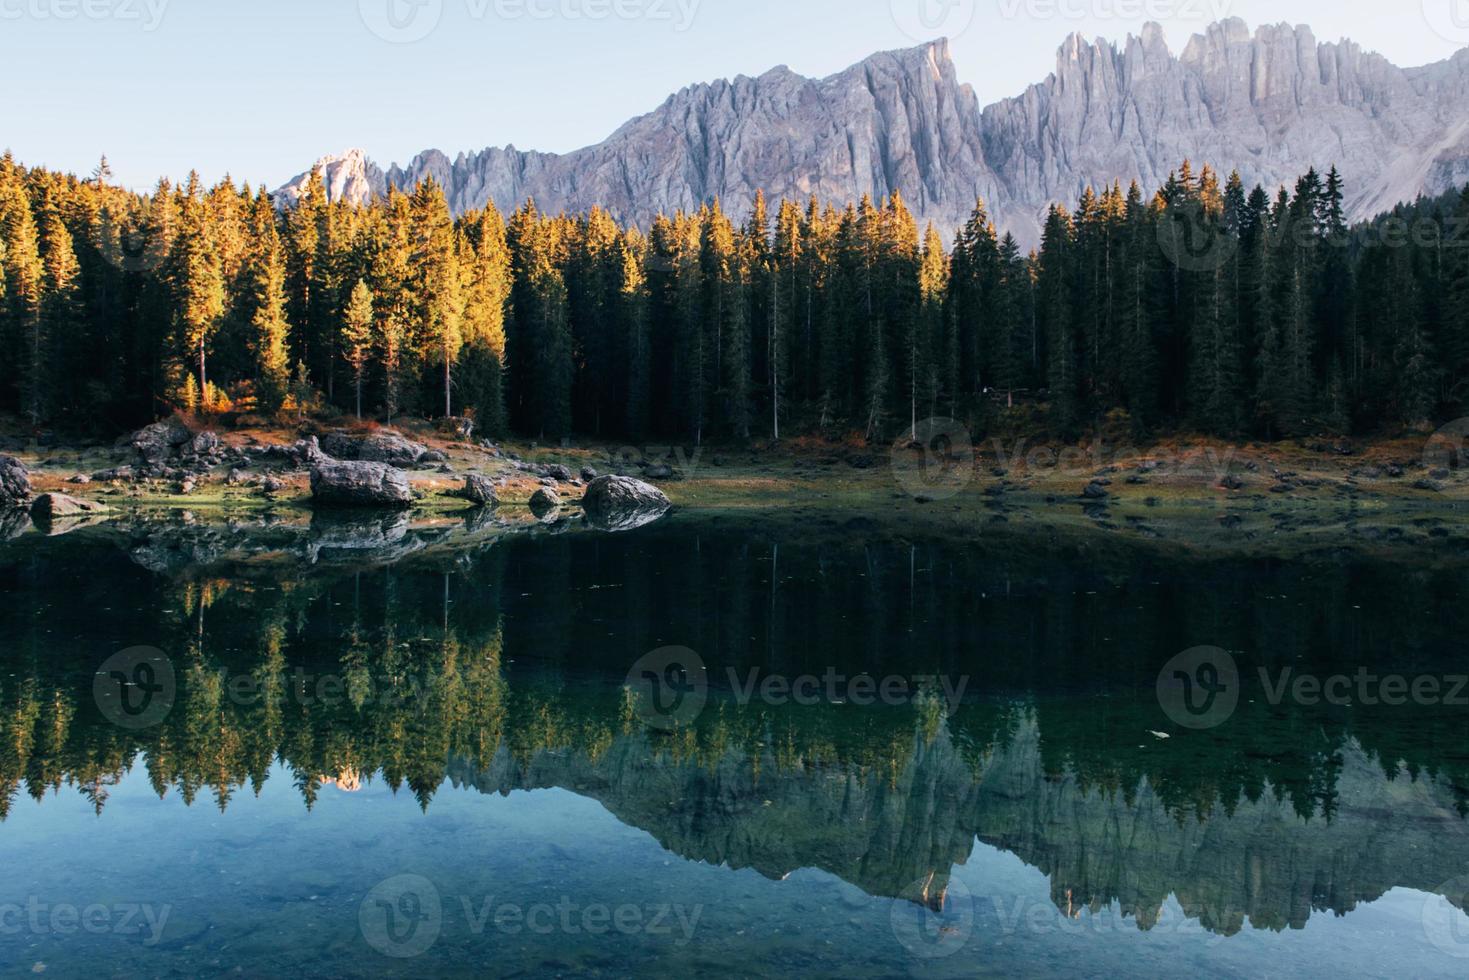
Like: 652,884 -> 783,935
2,0 -> 1462,192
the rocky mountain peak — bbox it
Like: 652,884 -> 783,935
277,22 -> 1469,249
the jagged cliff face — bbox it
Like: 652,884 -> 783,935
277,19 -> 1469,248
450,713 -> 1469,936
981,20 -> 1469,243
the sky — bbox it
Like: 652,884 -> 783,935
1,0 -> 1465,192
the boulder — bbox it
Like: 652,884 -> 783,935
0,455 -> 31,506
580,467 -> 599,482
529,487 -> 562,514
131,418 -> 192,464
186,431 -> 221,456
288,437 -> 328,469
30,493 -> 110,521
461,475 -> 499,508
580,476 -> 671,532
1081,482 -> 1110,501
92,465 -> 134,483
542,464 -> 574,482
644,463 -> 675,480
310,460 -> 413,508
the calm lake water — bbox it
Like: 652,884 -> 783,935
3,510 -> 1469,977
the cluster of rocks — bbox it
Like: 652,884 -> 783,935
115,418 -> 249,482
0,450 -> 107,529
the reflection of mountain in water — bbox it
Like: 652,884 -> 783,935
5,519 -> 1469,936
447,712 -> 1469,937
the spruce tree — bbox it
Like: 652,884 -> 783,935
341,279 -> 375,420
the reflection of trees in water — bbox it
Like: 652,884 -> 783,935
5,525 -> 1469,933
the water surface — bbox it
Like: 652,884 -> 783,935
3,512 -> 1468,977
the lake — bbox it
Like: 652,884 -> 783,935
2,509 -> 1469,977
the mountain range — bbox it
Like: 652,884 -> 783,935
277,18 -> 1469,248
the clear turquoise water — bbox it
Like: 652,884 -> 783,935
3,512 -> 1469,977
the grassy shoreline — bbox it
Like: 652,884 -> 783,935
5,419 -> 1467,560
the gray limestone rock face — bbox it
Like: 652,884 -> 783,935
278,21 -> 1469,250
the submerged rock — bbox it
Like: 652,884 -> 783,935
310,460 -> 413,508
0,455 -> 31,506
581,476 -> 671,532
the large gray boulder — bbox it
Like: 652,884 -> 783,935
0,455 -> 31,506
30,493 -> 109,521
581,476 -> 671,532
131,418 -> 192,464
461,475 -> 498,508
310,460 -> 413,508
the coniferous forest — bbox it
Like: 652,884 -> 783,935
1,151 -> 1467,443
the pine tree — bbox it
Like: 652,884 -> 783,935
249,214 -> 292,416
35,188 -> 80,425
411,179 -> 463,418
169,174 -> 225,411
915,224 -> 948,438
457,204 -> 511,434
1038,205 -> 1078,433
770,200 -> 802,439
0,160 -> 43,419
341,279 -> 374,420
